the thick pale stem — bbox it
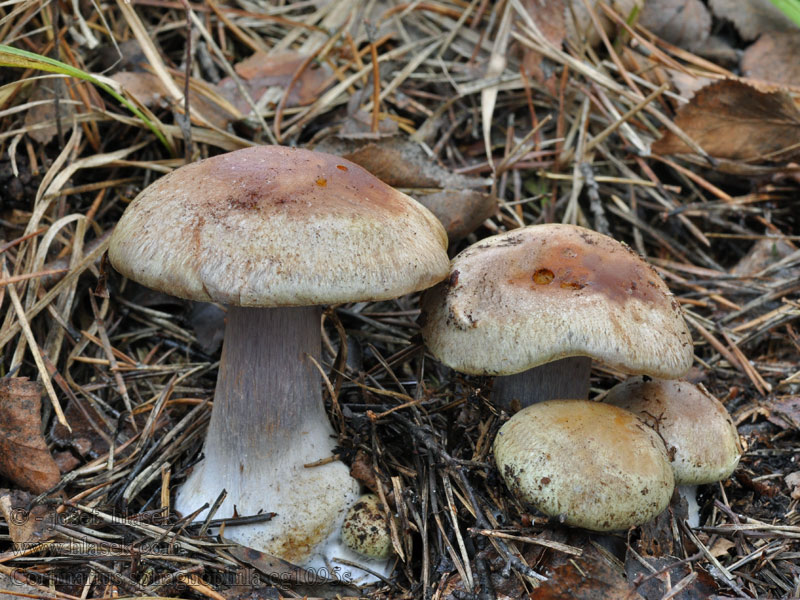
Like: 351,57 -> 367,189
176,305 -> 361,568
491,356 -> 592,411
203,305 -> 328,473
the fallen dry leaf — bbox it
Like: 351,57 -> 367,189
0,489 -> 58,546
639,0 -> 711,50
519,0 -> 565,84
314,137 -> 496,240
668,69 -> 715,100
652,80 -> 800,162
708,537 -> 736,558
785,471 -> 800,500
50,396 -> 116,461
24,78 -> 78,145
767,396 -> 800,430
625,554 -> 718,599
349,449 -> 379,493
741,32 -> 800,89
112,70 -> 240,130
414,190 -> 497,241
708,0 -> 796,40
730,237 -> 797,278
532,557 -> 644,599
0,378 -> 61,494
316,137 -> 488,190
217,51 -> 333,113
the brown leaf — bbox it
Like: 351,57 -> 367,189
767,396 -> 800,430
24,79 -> 78,145
730,237 -> 797,277
639,0 -> 711,50
316,137 -> 489,190
349,449 -> 378,493
531,557 -> 644,599
313,137 -> 494,240
112,71 -> 240,130
52,451 -> 80,474
652,80 -> 800,162
708,537 -> 736,558
217,51 -> 333,113
0,489 -> 58,546
413,189 -> 497,241
519,0 -> 565,84
625,554 -> 718,599
0,378 -> 61,494
708,0 -> 796,41
50,396 -> 116,461
742,32 -> 800,89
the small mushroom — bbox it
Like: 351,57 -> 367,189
421,224 -> 693,410
109,145 -> 449,570
341,494 -> 394,560
604,377 -> 742,526
493,399 -> 675,531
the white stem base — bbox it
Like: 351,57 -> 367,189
678,484 -> 700,528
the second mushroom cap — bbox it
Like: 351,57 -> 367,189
421,224 -> 693,378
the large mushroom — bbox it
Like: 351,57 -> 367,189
421,224 -> 693,410
109,145 -> 449,569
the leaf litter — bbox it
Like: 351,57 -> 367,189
0,1 -> 798,599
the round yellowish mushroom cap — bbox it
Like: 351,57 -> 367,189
493,400 -> 675,531
109,145 -> 449,306
604,377 -> 742,485
341,494 -> 394,559
421,224 -> 693,377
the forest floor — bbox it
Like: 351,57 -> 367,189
0,1 -> 798,598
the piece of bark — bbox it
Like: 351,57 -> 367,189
0,378 -> 61,494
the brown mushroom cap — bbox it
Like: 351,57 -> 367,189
421,224 -> 693,377
493,399 -> 675,531
109,145 -> 449,306
604,377 -> 742,485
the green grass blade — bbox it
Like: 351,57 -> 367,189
0,44 -> 171,152
769,0 -> 800,28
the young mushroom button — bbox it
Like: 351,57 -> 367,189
493,399 -> 675,532
420,224 -> 693,411
604,377 -> 743,527
108,145 -> 449,572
